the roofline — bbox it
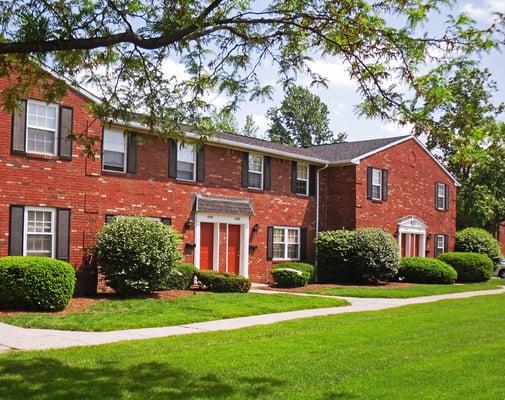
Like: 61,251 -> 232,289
347,135 -> 460,187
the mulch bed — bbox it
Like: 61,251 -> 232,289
263,282 -> 415,293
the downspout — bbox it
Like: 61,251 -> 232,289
315,163 -> 329,274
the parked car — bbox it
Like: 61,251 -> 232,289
497,260 -> 505,278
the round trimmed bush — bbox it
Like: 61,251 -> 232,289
438,252 -> 494,282
274,262 -> 316,283
93,217 -> 182,294
157,263 -> 198,290
196,270 -> 251,293
398,257 -> 457,284
272,268 -> 308,288
455,228 -> 501,264
0,256 -> 75,311
314,229 -> 355,282
348,228 -> 399,283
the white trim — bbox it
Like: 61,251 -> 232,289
272,226 -> 301,261
436,182 -> 447,210
176,141 -> 197,182
213,223 -> 220,271
26,100 -> 59,156
397,216 -> 427,258
23,206 -> 56,258
102,127 -> 127,173
370,168 -> 383,201
247,153 -> 264,190
296,163 -> 309,196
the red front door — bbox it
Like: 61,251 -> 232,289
401,233 -> 420,257
200,223 -> 214,270
227,225 -> 241,274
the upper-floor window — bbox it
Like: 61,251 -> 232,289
26,100 -> 58,155
177,142 -> 196,181
24,207 -> 55,257
436,183 -> 448,210
371,168 -> 382,200
273,227 -> 300,260
248,154 -> 263,189
103,128 -> 126,172
296,163 -> 309,195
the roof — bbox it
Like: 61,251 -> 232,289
304,136 -> 411,163
194,194 -> 254,216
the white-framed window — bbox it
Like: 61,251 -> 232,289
436,183 -> 447,210
371,168 -> 382,200
273,227 -> 300,260
248,154 -> 264,189
177,142 -> 196,181
296,163 -> 309,195
435,234 -> 446,257
26,100 -> 58,155
102,128 -> 127,172
24,207 -> 55,257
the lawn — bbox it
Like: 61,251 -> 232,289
304,278 -> 504,298
0,292 -> 348,331
2,294 -> 505,399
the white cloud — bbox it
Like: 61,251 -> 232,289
161,58 -> 190,81
461,0 -> 505,22
305,59 -> 356,89
251,114 -> 270,133
379,122 -> 413,137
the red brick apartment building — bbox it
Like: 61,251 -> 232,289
0,73 -> 459,292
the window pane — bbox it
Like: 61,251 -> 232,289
296,180 -> 307,195
27,102 -> 56,131
178,143 -> 196,163
103,150 -> 125,171
177,161 -> 195,180
103,129 -> 125,152
297,164 -> 308,180
27,211 -> 52,233
273,243 -> 285,259
437,236 -> 444,249
287,229 -> 299,244
273,228 -> 285,243
26,234 -> 52,256
437,184 -> 445,197
372,185 -> 381,199
27,128 -> 55,154
372,169 -> 382,185
248,172 -> 262,189
287,244 -> 299,259
249,155 -> 263,173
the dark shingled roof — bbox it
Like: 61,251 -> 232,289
195,194 -> 254,216
304,136 -> 410,163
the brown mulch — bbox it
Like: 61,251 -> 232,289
263,282 -> 415,293
0,289 -> 201,316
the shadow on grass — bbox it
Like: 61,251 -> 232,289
0,357 -> 286,400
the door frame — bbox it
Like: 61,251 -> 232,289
194,212 -> 250,277
397,216 -> 427,258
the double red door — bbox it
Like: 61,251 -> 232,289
200,223 -> 241,274
401,233 -> 420,257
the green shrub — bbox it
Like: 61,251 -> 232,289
272,268 -> 308,288
157,263 -> 198,290
455,228 -> 502,264
438,252 -> 494,282
196,271 -> 251,293
93,217 -> 182,295
398,257 -> 457,284
314,229 -> 355,282
348,228 -> 399,283
274,262 -> 316,283
0,256 -> 75,311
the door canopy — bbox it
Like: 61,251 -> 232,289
397,216 -> 426,234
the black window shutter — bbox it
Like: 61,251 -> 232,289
263,156 -> 271,190
196,145 -> 205,182
367,166 -> 373,199
161,217 -> 172,226
300,228 -> 308,260
58,106 -> 73,160
444,184 -> 449,211
168,139 -> 177,178
267,226 -> 274,260
126,132 -> 137,173
309,165 -> 317,196
242,152 -> 249,188
9,205 -> 24,255
444,235 -> 449,253
11,100 -> 27,154
291,161 -> 298,194
56,208 -> 71,260
382,169 -> 388,201
434,183 -> 439,209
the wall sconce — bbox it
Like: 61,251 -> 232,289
185,242 -> 196,250
249,244 -> 258,253
252,223 -> 260,233
184,219 -> 194,231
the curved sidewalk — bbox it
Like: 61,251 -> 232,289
1,287 -> 504,352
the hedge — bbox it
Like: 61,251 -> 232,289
455,228 -> 502,264
438,252 -> 495,282
0,256 -> 75,311
314,230 -> 354,282
157,263 -> 198,290
272,268 -> 308,288
93,217 -> 182,294
196,271 -> 251,293
398,257 -> 457,284
274,262 -> 316,283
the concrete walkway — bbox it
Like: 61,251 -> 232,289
1,287 -> 504,352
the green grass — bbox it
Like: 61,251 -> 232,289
2,294 -> 505,399
305,278 -> 504,298
0,293 -> 347,331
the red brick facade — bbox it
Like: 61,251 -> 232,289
0,77 -> 457,292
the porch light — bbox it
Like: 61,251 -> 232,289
252,223 -> 260,232
184,218 -> 194,230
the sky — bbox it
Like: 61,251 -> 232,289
200,0 -> 505,142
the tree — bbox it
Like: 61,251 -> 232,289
267,86 -> 344,146
0,0 -> 502,153
242,115 -> 259,138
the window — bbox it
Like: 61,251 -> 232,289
103,128 -> 126,172
105,214 -> 171,225
24,207 -> 55,257
435,234 -> 446,257
296,163 -> 309,195
248,154 -> 264,189
26,100 -> 58,155
273,227 -> 300,260
177,142 -> 196,181
371,168 -> 382,200
436,183 -> 447,210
